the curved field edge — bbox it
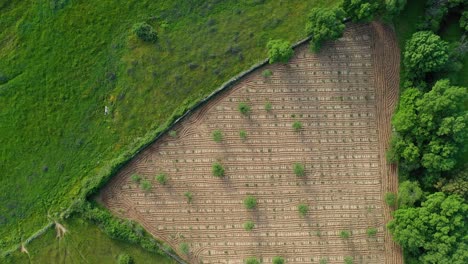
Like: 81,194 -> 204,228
0,0 -> 340,253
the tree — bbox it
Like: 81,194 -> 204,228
461,11 -> 468,32
245,257 -> 260,264
156,173 -> 168,185
272,256 -> 285,264
341,0 -> 381,22
305,7 -> 346,52
385,192 -> 397,207
403,31 -> 449,78
243,220 -> 255,231
244,196 -> 257,209
298,204 -> 309,217
212,162 -> 225,177
179,242 -> 190,255
385,0 -> 407,20
293,163 -> 305,177
387,192 -> 468,263
132,22 -> 158,43
340,230 -> 351,239
140,179 -> 151,192
398,181 -> 424,208
239,102 -> 251,115
118,254 -> 134,264
212,130 -> 223,142
267,39 -> 294,64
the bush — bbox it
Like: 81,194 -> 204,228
239,130 -> 247,140
340,230 -> 350,239
264,101 -> 272,112
344,256 -> 354,264
156,173 -> 168,185
319,258 -> 328,264
212,130 -> 223,142
293,163 -> 305,177
118,253 -> 134,264
184,192 -> 193,203
244,195 -> 257,209
367,227 -> 377,237
132,22 -> 158,43
131,174 -> 141,183
385,192 -> 397,207
272,256 -> 285,264
243,220 -> 255,231
168,130 -> 177,138
245,257 -> 260,264
238,102 -> 251,115
292,121 -> 302,131
140,179 -> 151,192
262,69 -> 272,77
212,162 -> 225,177
179,242 -> 190,255
305,7 -> 346,52
267,39 -> 294,64
298,203 -> 309,216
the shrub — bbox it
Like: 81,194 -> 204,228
319,258 -> 328,264
212,130 -> 223,142
293,163 -> 305,177
245,257 -> 260,264
131,174 -> 141,183
118,254 -> 134,264
179,242 -> 190,255
156,173 -> 168,185
244,196 -> 257,209
367,227 -> 377,237
292,121 -> 302,131
385,192 -> 397,207
398,181 -> 423,208
264,101 -> 272,111
305,7 -> 346,52
262,69 -> 273,77
238,102 -> 251,115
140,179 -> 151,192
132,22 -> 158,42
298,204 -> 309,217
340,230 -> 350,239
184,192 -> 193,203
267,39 -> 294,64
243,220 -> 255,231
168,130 -> 177,138
344,256 -> 354,264
239,130 -> 247,140
212,162 -> 225,177
272,256 -> 285,264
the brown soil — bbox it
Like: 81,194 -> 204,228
99,22 -> 402,264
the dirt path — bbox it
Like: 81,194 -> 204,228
99,22 -> 402,264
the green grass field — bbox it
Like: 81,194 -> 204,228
0,0 -> 339,256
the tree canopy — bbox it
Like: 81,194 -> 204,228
387,192 -> 468,264
305,7 -> 346,52
403,31 -> 449,78
132,22 -> 158,43
267,39 -> 294,64
384,0 -> 407,20
398,181 -> 424,208
341,0 -> 381,22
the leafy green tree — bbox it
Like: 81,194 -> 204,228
244,196 -> 257,209
212,162 -> 225,177
243,220 -> 255,231
212,130 -> 223,142
132,22 -> 158,43
387,192 -> 468,263
293,163 -> 305,177
340,230 -> 350,239
403,31 -> 449,78
239,102 -> 251,115
118,254 -> 134,264
156,173 -> 168,185
367,227 -> 377,237
140,179 -> 151,192
179,242 -> 190,255
272,256 -> 285,264
245,257 -> 260,264
292,121 -> 303,131
385,192 -> 397,207
390,79 -> 467,185
436,165 -> 468,200
305,7 -> 346,52
298,203 -> 309,217
398,181 -> 424,208
384,0 -> 407,20
341,0 -> 381,22
267,39 -> 294,64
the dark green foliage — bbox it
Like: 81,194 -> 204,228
212,162 -> 225,177
132,22 -> 158,43
298,203 -> 309,216
156,173 -> 168,185
421,0 -> 465,31
244,195 -> 257,209
262,69 -> 273,77
239,102 -> 251,115
267,39 -> 294,64
341,0 -> 381,22
390,79 -> 467,186
387,192 -> 468,263
403,31 -> 449,78
131,174 -> 142,183
292,121 -> 303,131
264,101 -> 272,111
343,256 -> 354,264
179,242 -> 190,255
385,192 -> 397,207
461,11 -> 468,32
118,254 -> 134,264
398,181 -> 424,208
340,230 -> 350,239
140,179 -> 151,192
305,7 -> 346,52
436,165 -> 468,200
245,257 -> 260,264
243,220 -> 255,231
293,163 -> 305,177
212,130 -> 223,142
366,227 -> 377,237
272,256 -> 284,264
239,130 -> 247,140
384,0 -> 407,20
0,73 -> 8,84
184,192 -> 193,203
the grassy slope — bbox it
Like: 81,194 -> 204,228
3,217 -> 175,264
0,0 -> 339,253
